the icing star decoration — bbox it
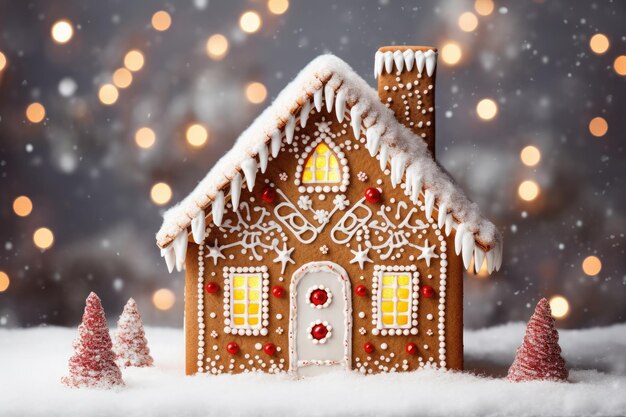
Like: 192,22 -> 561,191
205,239 -> 225,266
415,239 -> 439,267
350,244 -> 373,270
273,243 -> 295,274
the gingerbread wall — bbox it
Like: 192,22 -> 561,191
184,107 -> 463,376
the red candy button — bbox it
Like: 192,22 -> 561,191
406,342 -> 418,355
311,324 -> 329,340
364,342 -> 375,354
262,187 -> 277,203
263,343 -> 276,356
310,289 -> 328,306
355,285 -> 368,297
272,285 -> 285,298
205,282 -> 220,294
421,285 -> 435,299
364,187 -> 381,203
226,342 -> 239,354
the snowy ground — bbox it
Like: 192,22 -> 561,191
1,324 -> 625,417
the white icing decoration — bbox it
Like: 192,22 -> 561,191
365,127 -> 381,157
270,130 -> 282,158
306,285 -> 333,310
205,239 -> 225,266
324,84 -> 334,113
415,51 -> 425,74
379,143 -> 389,170
350,106 -> 362,139
273,243 -> 295,274
173,231 -> 188,271
403,49 -> 415,71
161,246 -> 175,273
241,158 -> 258,192
330,198 -> 373,245
256,144 -> 269,173
462,231 -> 476,270
454,223 -> 467,256
424,189 -> 435,220
191,210 -> 206,244
212,190 -> 225,227
374,51 -> 384,78
424,49 -> 437,77
300,99 -> 311,128
335,90 -> 346,122
196,243 -> 205,373
230,172 -> 242,211
383,51 -> 393,74
349,244 -> 372,270
390,153 -> 408,188
474,247 -> 485,273
285,114 -> 296,144
393,50 -> 404,73
313,88 -> 323,112
415,239 -> 439,267
437,203 -> 448,229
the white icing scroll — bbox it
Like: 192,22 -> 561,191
285,114 -> 296,144
403,49 -> 415,71
330,197 -> 372,245
350,106 -> 362,139
273,189 -> 318,244
212,190 -> 225,227
230,172 -> 242,210
335,90 -> 346,123
324,84 -> 334,113
173,231 -> 188,272
393,50 -> 404,73
300,99 -> 311,128
424,49 -> 437,77
366,127 -> 381,157
241,158 -> 257,191
191,210 -> 206,244
161,246 -> 175,273
313,88 -> 323,112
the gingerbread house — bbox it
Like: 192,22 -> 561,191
156,46 -> 502,377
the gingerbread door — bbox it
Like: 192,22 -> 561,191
288,261 -> 352,377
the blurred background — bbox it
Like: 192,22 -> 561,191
0,0 -> 624,329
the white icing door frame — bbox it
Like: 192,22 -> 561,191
288,261 -> 352,377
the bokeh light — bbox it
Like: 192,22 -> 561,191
135,127 -> 156,149
518,180 -> 539,201
239,11 -> 262,33
0,51 -> 6,72
186,123 -> 209,147
520,145 -> 541,167
268,0 -> 289,15
0,271 -> 9,292
151,182 -> 172,205
588,116 -> 608,137
474,0 -> 494,16
589,33 -> 609,54
112,68 -> 133,89
549,295 -> 570,319
51,20 -> 74,44
153,288 -> 175,310
582,256 -> 602,276
98,84 -> 119,105
476,98 -> 498,120
151,10 -> 172,31
458,12 -> 478,32
206,34 -> 229,60
33,227 -> 54,250
245,82 -> 268,104
441,42 -> 462,65
124,50 -> 145,72
13,196 -> 33,217
26,102 -> 46,123
614,55 -> 626,76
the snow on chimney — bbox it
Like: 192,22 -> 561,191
375,46 -> 438,158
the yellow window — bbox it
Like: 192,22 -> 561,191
233,275 -> 245,288
301,142 -> 343,184
230,273 -> 264,329
378,271 -> 414,329
233,290 -> 245,300
233,304 -> 245,314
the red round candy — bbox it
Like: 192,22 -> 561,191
364,187 -> 381,203
421,285 -> 435,299
226,342 -> 239,354
406,342 -> 418,355
205,282 -> 220,294
272,286 -> 285,298
364,342 -> 375,354
262,187 -> 277,203
263,343 -> 276,356
310,289 -> 328,306
311,324 -> 328,340
355,285 -> 368,297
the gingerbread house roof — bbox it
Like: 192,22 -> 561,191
156,54 -> 502,274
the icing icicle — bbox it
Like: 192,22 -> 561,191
405,164 -> 422,204
424,189 -> 435,220
256,144 -> 269,173
313,88 -> 323,112
350,106 -> 362,139
191,210 -> 206,244
365,127 -> 381,157
403,49 -> 415,71
378,143 -> 389,170
393,50 -> 404,73
212,190 -> 225,227
374,51 -> 384,77
415,51 -> 425,74
270,130 -> 281,158
285,115 -> 296,144
486,249 -> 496,274
241,158 -> 257,191
461,230 -> 475,270
161,246 -> 175,273
324,84 -> 335,112
173,231 -> 188,272
335,90 -> 346,122
390,153 -> 408,188
300,99 -> 311,128
437,203 -> 448,229
474,247 -> 485,274
383,51 -> 393,74
455,223 -> 467,256
424,49 -> 437,77
230,172 -> 242,210
445,214 -> 454,236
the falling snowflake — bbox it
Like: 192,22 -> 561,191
275,327 -> 284,335
357,171 -> 368,182
319,245 -> 329,255
332,194 -> 350,210
279,172 -> 288,181
297,195 -> 312,210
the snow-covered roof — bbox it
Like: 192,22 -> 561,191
156,54 -> 502,274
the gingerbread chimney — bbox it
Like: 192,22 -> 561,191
375,46 -> 438,158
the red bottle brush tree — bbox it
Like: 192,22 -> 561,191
507,298 -> 568,382
113,298 -> 154,367
61,292 -> 124,388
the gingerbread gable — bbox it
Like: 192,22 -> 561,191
156,54 -> 502,275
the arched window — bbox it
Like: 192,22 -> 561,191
302,143 -> 341,184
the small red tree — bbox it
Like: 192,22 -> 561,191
61,292 -> 124,388
113,298 -> 154,367
507,298 -> 568,382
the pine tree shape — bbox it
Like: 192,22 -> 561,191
113,298 -> 154,368
61,292 -> 125,388
507,298 -> 568,382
